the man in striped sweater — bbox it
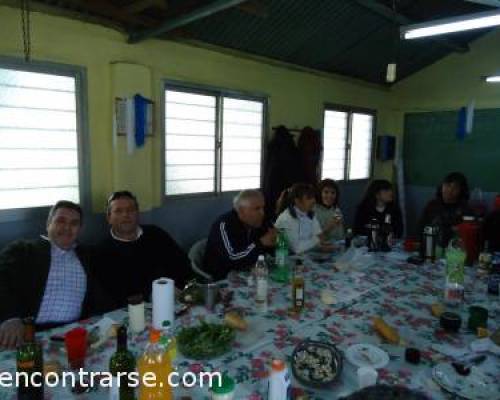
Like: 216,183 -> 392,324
203,190 -> 277,281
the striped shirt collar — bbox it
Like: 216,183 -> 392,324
110,226 -> 144,242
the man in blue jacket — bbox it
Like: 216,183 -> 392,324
203,190 -> 277,281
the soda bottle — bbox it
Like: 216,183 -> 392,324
444,235 -> 466,307
275,229 -> 289,269
137,329 -> 173,400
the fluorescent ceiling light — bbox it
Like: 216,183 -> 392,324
485,75 -> 500,82
402,9 -> 500,39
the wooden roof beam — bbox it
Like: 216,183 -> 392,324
60,0 -> 158,27
128,0 -> 249,43
236,0 -> 268,18
124,0 -> 168,15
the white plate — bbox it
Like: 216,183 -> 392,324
233,320 -> 268,351
432,363 -> 499,400
345,344 -> 389,369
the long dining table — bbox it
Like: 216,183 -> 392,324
1,244 -> 499,399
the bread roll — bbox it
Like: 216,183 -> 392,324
224,311 -> 248,331
372,316 -> 400,344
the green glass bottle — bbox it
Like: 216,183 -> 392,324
109,325 -> 136,400
16,317 -> 44,400
275,229 -> 289,267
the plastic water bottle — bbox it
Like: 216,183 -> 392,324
255,255 -> 268,312
268,359 -> 291,400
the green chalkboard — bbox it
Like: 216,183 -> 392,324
404,109 -> 500,192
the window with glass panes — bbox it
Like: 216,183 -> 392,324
0,65 -> 82,211
164,85 -> 265,196
322,107 -> 375,181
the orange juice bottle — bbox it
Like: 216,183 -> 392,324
137,329 -> 173,400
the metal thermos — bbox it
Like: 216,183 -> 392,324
422,225 -> 438,262
367,218 -> 380,252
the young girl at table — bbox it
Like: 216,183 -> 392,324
275,183 -> 335,254
314,179 -> 344,242
353,179 -> 403,238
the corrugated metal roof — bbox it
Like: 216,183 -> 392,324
13,0 -> 493,84
181,0 -> 491,83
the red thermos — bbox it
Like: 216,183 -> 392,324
494,194 -> 500,211
458,216 -> 480,266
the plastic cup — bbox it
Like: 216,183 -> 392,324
404,238 -> 419,253
64,327 -> 87,370
357,366 -> 378,389
128,295 -> 146,334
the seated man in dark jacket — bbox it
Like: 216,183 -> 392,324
93,191 -> 193,308
203,190 -> 277,281
0,201 -> 108,349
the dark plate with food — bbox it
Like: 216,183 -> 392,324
177,322 -> 235,360
291,340 -> 343,388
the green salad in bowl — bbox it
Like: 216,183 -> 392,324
177,322 -> 235,360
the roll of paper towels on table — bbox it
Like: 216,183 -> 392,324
152,278 -> 175,330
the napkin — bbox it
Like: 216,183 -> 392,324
336,248 -> 376,270
470,338 -> 500,355
88,316 -> 118,349
431,343 -> 469,358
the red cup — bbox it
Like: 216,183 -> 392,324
404,238 -> 419,253
64,327 -> 87,370
494,194 -> 500,211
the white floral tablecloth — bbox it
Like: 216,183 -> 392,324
1,247 -> 499,399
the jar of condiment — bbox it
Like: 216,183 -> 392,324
211,374 -> 235,400
478,243 -> 492,275
487,261 -> 500,296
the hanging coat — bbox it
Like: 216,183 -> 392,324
298,126 -> 322,186
262,126 -> 302,220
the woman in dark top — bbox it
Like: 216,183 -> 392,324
354,180 -> 403,238
419,172 -> 471,247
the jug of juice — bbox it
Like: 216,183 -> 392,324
137,329 -> 173,400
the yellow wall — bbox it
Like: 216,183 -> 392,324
0,6 -> 395,211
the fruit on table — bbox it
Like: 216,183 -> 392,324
431,303 -> 444,318
224,311 -> 248,331
372,316 -> 400,344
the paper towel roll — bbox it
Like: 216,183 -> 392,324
152,278 -> 175,330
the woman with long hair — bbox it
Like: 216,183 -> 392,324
354,179 -> 403,238
314,179 -> 344,241
419,172 -> 471,246
275,183 -> 334,254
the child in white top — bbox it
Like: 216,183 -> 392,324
275,183 -> 335,254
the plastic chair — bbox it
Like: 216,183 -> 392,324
188,238 -> 212,281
